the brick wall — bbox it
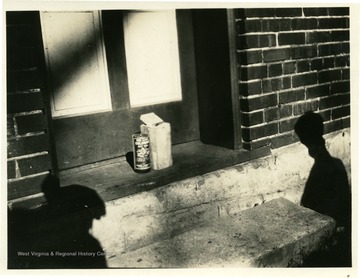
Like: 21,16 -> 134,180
236,7 -> 350,150
7,12 -> 54,200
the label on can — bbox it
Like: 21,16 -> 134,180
132,133 -> 151,172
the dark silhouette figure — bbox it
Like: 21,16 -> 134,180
294,112 -> 351,267
8,174 -> 107,269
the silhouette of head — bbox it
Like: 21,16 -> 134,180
41,174 -> 106,228
294,112 -> 325,158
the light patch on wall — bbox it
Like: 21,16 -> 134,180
41,11 -> 112,118
123,10 -> 182,108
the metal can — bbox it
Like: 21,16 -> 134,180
132,133 -> 151,172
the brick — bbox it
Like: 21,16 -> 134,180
7,91 -> 44,114
279,104 -> 293,118
297,60 -> 310,73
311,58 -> 323,71
331,30 -> 350,42
271,133 -> 296,149
318,18 -> 349,29
239,80 -> 262,96
240,94 -> 278,112
342,68 -> 350,80
269,63 -> 282,77
327,7 -> 349,16
7,160 -> 16,179
342,43 -> 350,54
283,61 -> 296,75
318,69 -> 342,84
241,111 -> 264,126
291,18 -> 318,30
318,110 -> 331,122
279,118 -> 298,133
7,116 -> 15,137
307,31 -> 332,44
308,31 -> 349,44
324,118 -> 344,134
303,8 -> 329,16
293,101 -> 319,116
262,78 -> 286,93
318,43 -> 342,57
306,84 -> 330,99
242,122 -> 278,141
325,117 -> 350,133
282,77 -> 292,90
7,69 -> 42,93
262,19 -> 291,32
238,35 -> 258,50
292,72 -> 317,88
259,35 -> 276,48
16,113 -> 47,135
242,138 -> 271,151
319,94 -> 349,110
263,48 -> 290,62
323,57 -> 335,69
274,8 -> 302,17
8,172 -> 50,200
262,79 -> 272,93
240,65 -> 267,81
270,78 -> 282,91
278,32 -> 305,46
343,92 -> 350,105
291,45 -> 317,59
342,117 -> 350,129
279,89 -> 305,104
236,19 -> 262,34
335,55 -> 350,67
236,8 -> 276,18
18,154 -> 51,177
331,81 -> 350,94
332,106 -> 350,120
238,34 -> 276,50
238,50 -> 263,65
7,134 -> 49,158
264,107 -> 280,122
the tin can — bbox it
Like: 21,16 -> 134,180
132,133 -> 151,172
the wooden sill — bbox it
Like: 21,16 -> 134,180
9,141 -> 270,210
59,141 -> 271,202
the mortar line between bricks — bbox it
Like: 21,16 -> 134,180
235,16 -> 349,21
11,110 -> 43,116
238,28 -> 349,37
7,170 -> 50,182
7,151 -> 49,161
7,130 -> 47,140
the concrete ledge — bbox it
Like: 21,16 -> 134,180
107,198 -> 336,268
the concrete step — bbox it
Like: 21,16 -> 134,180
107,197 -> 335,268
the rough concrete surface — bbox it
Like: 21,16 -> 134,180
107,198 -> 336,268
92,130 -> 349,256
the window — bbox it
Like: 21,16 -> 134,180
123,10 -> 182,107
41,11 -> 111,118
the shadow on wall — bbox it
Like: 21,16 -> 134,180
294,111 -> 351,267
8,175 -> 107,269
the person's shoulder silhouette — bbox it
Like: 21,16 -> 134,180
294,112 -> 350,228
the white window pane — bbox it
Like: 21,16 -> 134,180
124,10 -> 182,107
41,11 -> 111,117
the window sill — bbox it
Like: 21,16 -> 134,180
9,141 -> 270,210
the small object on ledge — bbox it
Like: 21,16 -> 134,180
132,133 -> 151,173
140,112 -> 173,170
